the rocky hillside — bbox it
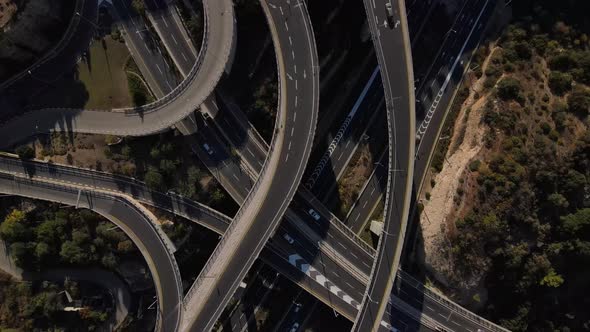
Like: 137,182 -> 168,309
420,1 -> 590,331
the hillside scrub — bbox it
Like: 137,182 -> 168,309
440,2 -> 590,331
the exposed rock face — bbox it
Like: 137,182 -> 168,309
0,0 -> 74,80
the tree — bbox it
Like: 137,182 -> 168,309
0,209 -> 31,243
131,0 -> 146,15
567,88 -> 590,115
101,252 -> 118,269
144,168 -> 164,190
117,240 -> 134,253
121,145 -> 132,159
497,77 -> 522,101
10,242 -> 34,268
561,208 -> 590,237
35,219 -> 67,246
547,193 -> 569,209
548,71 -> 573,95
549,51 -> 578,72
540,268 -> 564,288
35,242 -> 53,262
72,229 -> 90,245
15,145 -> 34,159
60,241 -> 88,265
159,159 -> 178,177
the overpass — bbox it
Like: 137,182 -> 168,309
0,171 -> 183,332
0,154 -> 510,332
180,0 -> 319,329
353,0 -> 415,330
0,0 -> 508,328
0,0 -> 234,144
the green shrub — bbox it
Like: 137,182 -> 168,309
15,145 -> 34,159
497,77 -> 522,101
548,71 -> 573,95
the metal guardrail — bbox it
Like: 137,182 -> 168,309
354,0 -> 416,330
0,0 -> 233,138
397,271 -> 510,332
0,155 -> 232,227
0,0 -> 87,90
182,0 -> 320,310
0,172 -> 183,331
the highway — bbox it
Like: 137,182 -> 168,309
0,0 -> 510,330
112,0 -> 180,98
144,0 -> 198,77
180,0 -> 319,329
0,172 -> 183,332
0,0 -> 97,120
345,0 -> 495,236
0,0 -> 235,144
354,0 -> 416,330
0,151 -> 507,332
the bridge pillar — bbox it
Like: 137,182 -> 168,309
175,112 -> 199,135
199,95 -> 220,120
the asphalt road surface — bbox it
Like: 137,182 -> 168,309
112,0 -> 180,97
353,0 -> 415,330
181,0 -> 319,329
0,173 -> 183,332
144,0 -> 198,77
0,0 -> 234,143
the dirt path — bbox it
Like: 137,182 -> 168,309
419,47 -> 498,286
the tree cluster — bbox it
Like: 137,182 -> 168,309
0,206 -> 136,271
448,4 -> 590,330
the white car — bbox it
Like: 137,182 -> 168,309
203,143 -> 214,155
290,322 -> 300,332
308,209 -> 321,221
283,233 -> 295,244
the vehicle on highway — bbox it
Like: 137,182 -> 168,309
203,143 -> 214,155
385,2 -> 395,29
289,322 -> 300,332
308,209 -> 321,221
294,302 -> 302,313
283,233 -> 295,244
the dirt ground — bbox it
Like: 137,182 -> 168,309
33,132 -> 133,174
77,36 -> 134,109
417,46 -> 499,298
0,0 -> 17,28
336,142 -> 375,218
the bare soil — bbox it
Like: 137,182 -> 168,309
336,142 -> 375,218
417,45 -> 500,303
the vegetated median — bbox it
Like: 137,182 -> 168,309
0,199 -> 145,330
417,2 -> 590,331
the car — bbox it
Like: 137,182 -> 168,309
308,209 -> 321,221
283,233 -> 295,244
385,2 -> 395,28
203,143 -> 214,155
294,302 -> 302,313
289,322 -> 300,332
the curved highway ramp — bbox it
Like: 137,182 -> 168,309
180,0 -> 319,330
0,173 -> 183,332
0,0 -> 234,147
354,0 -> 416,331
